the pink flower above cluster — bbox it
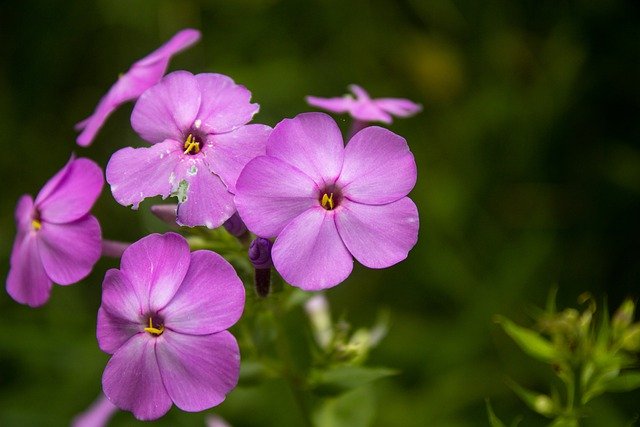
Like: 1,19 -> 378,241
235,112 -> 419,290
106,70 -> 271,228
306,84 -> 422,124
7,157 -> 103,307
75,29 -> 201,147
97,233 -> 245,420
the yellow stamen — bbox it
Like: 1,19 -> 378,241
321,193 -> 334,210
183,133 -> 200,155
144,317 -> 164,336
31,219 -> 42,231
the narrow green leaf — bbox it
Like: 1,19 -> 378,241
485,399 -> 507,427
604,372 -> 640,393
310,366 -> 397,396
495,316 -> 558,363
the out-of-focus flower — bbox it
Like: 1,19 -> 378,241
306,84 -> 422,124
107,71 -> 271,228
71,393 -> 118,427
75,29 -> 201,146
6,156 -> 103,307
235,112 -> 419,290
206,414 -> 232,427
97,233 -> 244,420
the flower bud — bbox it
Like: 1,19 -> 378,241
305,294 -> 333,349
150,204 -> 178,225
613,299 -> 636,338
249,238 -> 273,297
223,212 -> 248,238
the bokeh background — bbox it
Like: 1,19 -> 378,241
1,0 -> 639,426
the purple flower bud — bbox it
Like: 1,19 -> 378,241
150,204 -> 178,225
249,238 -> 273,269
223,212 -> 248,237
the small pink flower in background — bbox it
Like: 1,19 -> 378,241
75,28 -> 201,147
235,112 -> 419,290
306,84 -> 422,124
97,233 -> 244,420
107,70 -> 271,228
6,156 -> 103,307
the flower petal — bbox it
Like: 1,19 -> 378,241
131,71 -> 201,143
15,195 -> 34,233
106,140 -> 182,209
206,124 -> 271,193
305,95 -> 354,113
6,232 -> 52,307
71,393 -> 119,427
375,98 -> 422,117
235,156 -> 318,237
102,334 -> 172,421
335,198 -> 419,268
174,160 -> 236,228
267,112 -> 344,185
272,208 -> 353,290
156,330 -> 240,412
97,269 -> 144,354
162,250 -> 244,335
36,157 -> 104,223
194,73 -> 259,134
37,215 -> 101,285
76,30 -> 201,147
338,126 -> 417,204
120,233 -> 191,314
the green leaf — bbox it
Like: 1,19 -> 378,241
548,417 -> 578,427
309,366 -> 397,396
604,372 -> 640,393
495,316 -> 558,363
485,399 -> 507,427
312,387 -> 375,427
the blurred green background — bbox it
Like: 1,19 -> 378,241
1,0 -> 639,426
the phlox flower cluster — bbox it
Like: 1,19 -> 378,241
5,28 -> 421,422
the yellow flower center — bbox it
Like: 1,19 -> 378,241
31,219 -> 42,231
183,134 -> 201,155
321,193 -> 335,210
144,317 -> 164,336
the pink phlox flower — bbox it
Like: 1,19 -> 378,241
97,233 -> 245,421
235,112 -> 419,290
6,156 -> 103,307
75,28 -> 201,147
72,393 -> 118,427
106,70 -> 271,228
306,84 -> 422,124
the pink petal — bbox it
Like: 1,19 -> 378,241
97,269 -> 144,354
350,102 -> 392,124
174,160 -> 236,229
37,215 -> 101,285
267,112 -> 344,186
305,95 -> 355,113
120,233 -> 190,314
72,393 -> 118,427
194,73 -> 259,134
235,156 -> 318,237
156,330 -> 240,412
337,126 -> 416,205
35,157 -> 103,223
76,29 -> 201,147
6,232 -> 52,307
335,198 -> 419,268
349,84 -> 371,100
162,251 -> 244,335
102,334 -> 172,421
131,71 -> 201,143
106,140 -> 182,209
375,98 -> 422,117
272,208 -> 353,290
14,195 -> 34,233
206,124 -> 271,193
134,29 -> 201,67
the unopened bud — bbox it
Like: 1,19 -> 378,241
305,294 -> 333,349
150,204 -> 178,225
533,395 -> 555,416
613,299 -> 636,337
249,238 -> 273,297
223,212 -> 248,238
